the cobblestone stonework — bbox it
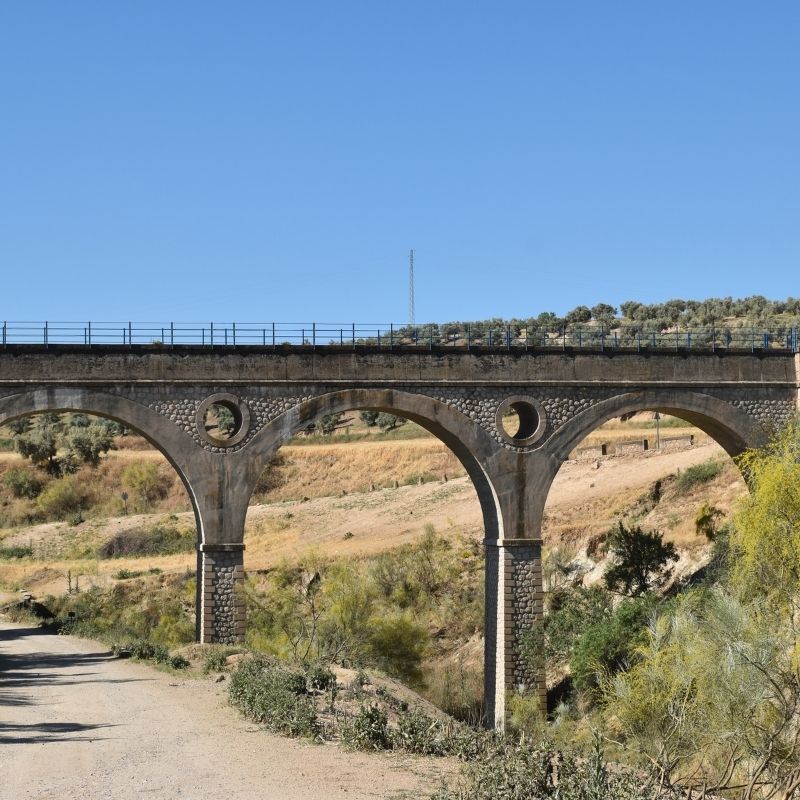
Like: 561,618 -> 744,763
201,549 -> 245,644
421,387 -> 616,452
707,389 -> 797,432
503,543 -> 545,698
75,383 -> 800,454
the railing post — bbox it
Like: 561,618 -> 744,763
352,323 -> 356,350
128,321 -> 132,349
170,322 -> 174,348
687,332 -> 691,349
233,322 -> 236,347
377,328 -> 380,349
562,327 -> 566,350
44,321 -> 48,348
506,325 -> 511,350
711,326 -> 715,353
429,326 -> 433,350
390,323 -> 393,349
600,326 -> 605,352
2,321 -> 5,348
312,322 -> 316,350
210,322 -> 214,348
577,329 -> 582,348
273,322 -> 276,349
467,324 -> 471,351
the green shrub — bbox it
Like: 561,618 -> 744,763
570,596 -> 655,697
432,736 -> 680,799
305,663 -> 336,691
2,467 -> 44,498
0,544 -> 34,559
676,459 -> 723,492
202,649 -> 228,673
393,708 -> 447,755
36,476 -> 89,519
122,461 -> 169,508
169,654 -> 189,669
114,569 -> 141,579
228,656 -> 318,738
531,585 -> 613,670
340,704 -> 390,750
368,613 -> 428,685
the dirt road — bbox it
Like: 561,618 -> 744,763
0,622 -> 449,800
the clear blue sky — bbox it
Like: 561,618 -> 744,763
1,2 -> 797,323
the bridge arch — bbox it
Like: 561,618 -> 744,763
0,389 -> 218,640
0,388 -> 202,521
240,388 -> 511,725
543,389 -> 767,467
525,389 -> 765,554
242,388 -> 505,541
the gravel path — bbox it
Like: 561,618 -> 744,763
0,622 -> 450,800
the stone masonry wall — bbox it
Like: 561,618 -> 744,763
201,548 -> 245,644
503,542 -> 546,703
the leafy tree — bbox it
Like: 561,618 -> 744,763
359,410 -> 380,427
316,412 -> 344,435
375,413 -> 407,432
16,419 -> 61,474
565,305 -> 592,325
6,418 -> 31,436
65,423 -> 114,466
603,522 -> 678,597
590,303 -> 617,327
12,413 -> 118,474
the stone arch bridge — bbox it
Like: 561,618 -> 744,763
1,345 -> 797,727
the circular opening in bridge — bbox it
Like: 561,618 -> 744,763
496,397 -> 546,447
204,403 -> 240,440
196,394 -> 251,447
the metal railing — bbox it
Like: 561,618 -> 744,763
0,321 -> 798,353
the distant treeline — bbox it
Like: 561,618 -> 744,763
406,296 -> 800,339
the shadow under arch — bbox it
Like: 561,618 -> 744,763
243,387 -> 505,542
0,388 -> 201,520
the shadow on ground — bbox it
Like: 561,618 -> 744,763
0,623 -> 148,743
